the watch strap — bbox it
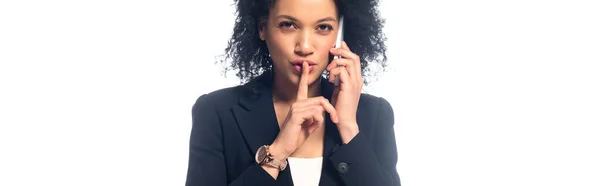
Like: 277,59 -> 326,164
260,145 -> 287,171
266,156 -> 287,171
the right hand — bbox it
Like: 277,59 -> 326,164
270,62 -> 339,159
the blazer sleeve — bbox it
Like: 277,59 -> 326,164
328,97 -> 401,186
185,95 -> 278,186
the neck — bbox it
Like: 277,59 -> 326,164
272,73 -> 321,104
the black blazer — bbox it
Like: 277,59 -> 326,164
185,72 -> 400,186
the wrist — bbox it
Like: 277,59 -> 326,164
269,142 -> 288,161
338,122 -> 359,144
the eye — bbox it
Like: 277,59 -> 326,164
279,21 -> 296,29
316,24 -> 333,31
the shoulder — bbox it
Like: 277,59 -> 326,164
192,72 -> 270,112
358,93 -> 393,115
192,85 -> 247,112
356,93 -> 395,133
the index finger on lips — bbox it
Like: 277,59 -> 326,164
297,61 -> 309,100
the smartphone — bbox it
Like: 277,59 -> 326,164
333,16 -> 344,86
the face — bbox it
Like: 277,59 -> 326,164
259,0 -> 339,86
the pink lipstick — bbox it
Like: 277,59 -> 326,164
291,59 -> 316,73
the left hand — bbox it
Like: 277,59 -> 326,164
326,41 -> 362,144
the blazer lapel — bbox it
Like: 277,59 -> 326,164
319,77 -> 344,186
231,72 -> 293,185
320,76 -> 342,159
318,76 -> 370,185
231,73 -> 279,157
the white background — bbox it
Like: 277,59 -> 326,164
1,0 -> 599,186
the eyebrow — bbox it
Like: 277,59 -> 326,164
276,15 -> 338,23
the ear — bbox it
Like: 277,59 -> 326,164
259,27 -> 265,41
258,18 -> 267,41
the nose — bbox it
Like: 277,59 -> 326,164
294,30 -> 314,57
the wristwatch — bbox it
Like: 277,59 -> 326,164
255,145 -> 287,171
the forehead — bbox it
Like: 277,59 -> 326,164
271,0 -> 338,20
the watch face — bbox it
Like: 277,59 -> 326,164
255,146 -> 267,164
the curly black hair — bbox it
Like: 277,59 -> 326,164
218,0 -> 387,85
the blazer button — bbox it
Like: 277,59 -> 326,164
337,162 -> 349,173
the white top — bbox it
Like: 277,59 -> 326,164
287,156 -> 323,186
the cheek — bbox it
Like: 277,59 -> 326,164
317,36 -> 336,53
267,35 -> 293,61
265,46 -> 286,68
317,41 -> 336,65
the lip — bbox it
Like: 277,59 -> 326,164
290,59 -> 317,73
291,59 -> 317,66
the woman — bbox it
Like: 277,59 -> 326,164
185,0 -> 399,185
